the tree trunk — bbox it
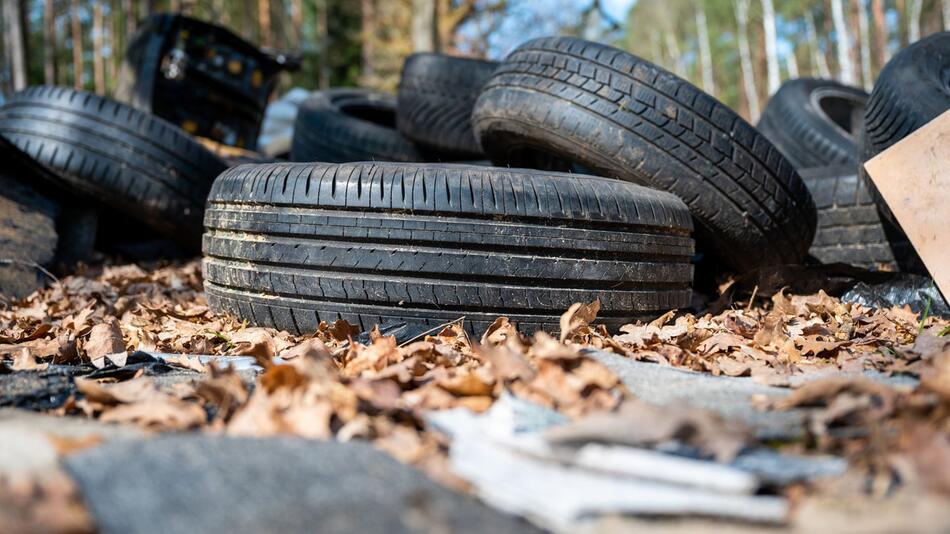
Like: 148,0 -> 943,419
831,0 -> 854,84
856,0 -> 872,90
93,2 -> 105,94
291,0 -> 303,46
944,0 -> 950,31
43,0 -> 57,85
3,0 -> 28,91
907,0 -> 922,43
361,0 -> 376,86
871,0 -> 888,69
259,0 -> 272,47
317,0 -> 330,89
786,47 -> 799,78
735,0 -> 760,121
805,10 -> 831,78
664,32 -> 686,78
895,0 -> 907,47
761,0 -> 779,95
108,0 -> 119,93
695,3 -> 715,95
71,0 -> 84,89
412,0 -> 437,52
125,0 -> 136,39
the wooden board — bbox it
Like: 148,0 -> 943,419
864,109 -> 950,297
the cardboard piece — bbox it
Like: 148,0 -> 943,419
864,109 -> 950,298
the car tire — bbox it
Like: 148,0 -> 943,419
799,166 -> 907,270
0,86 -> 226,248
202,162 -> 695,334
290,89 -> 421,163
396,53 -> 498,159
472,37 -> 816,272
858,32 -> 949,273
757,78 -> 867,169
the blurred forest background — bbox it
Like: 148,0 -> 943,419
1,0 -> 948,121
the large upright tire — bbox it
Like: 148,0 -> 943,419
757,78 -> 867,169
396,53 -> 498,159
0,86 -> 227,246
472,37 -> 816,272
202,162 -> 695,335
290,90 -> 422,163
859,32 -> 949,273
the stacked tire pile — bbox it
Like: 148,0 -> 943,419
0,86 -> 227,299
205,38 -> 819,334
0,14 -> 286,300
6,28 -> 944,336
756,32 -> 949,272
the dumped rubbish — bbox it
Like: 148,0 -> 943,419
116,14 -> 298,149
0,8 -> 948,533
843,274 -> 950,317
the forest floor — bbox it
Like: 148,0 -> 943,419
0,260 -> 948,532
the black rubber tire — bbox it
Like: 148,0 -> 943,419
396,53 -> 498,159
858,33 -> 949,273
799,166 -> 903,270
290,89 -> 422,163
472,37 -> 816,272
757,78 -> 867,169
0,86 -> 227,246
202,162 -> 695,335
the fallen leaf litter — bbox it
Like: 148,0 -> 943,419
1,259 -> 948,527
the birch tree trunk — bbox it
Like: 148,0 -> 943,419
695,3 -> 715,95
735,0 -> 760,121
805,10 -> 831,78
831,0 -> 855,84
664,33 -> 686,78
944,0 -> 950,31
412,0 -> 437,52
93,2 -> 105,94
761,0 -> 779,95
871,0 -> 889,68
908,0 -> 922,43
43,0 -> 57,86
71,0 -> 84,89
856,0 -> 872,90
786,47 -> 799,79
3,0 -> 28,91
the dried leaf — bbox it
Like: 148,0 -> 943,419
84,322 -> 125,361
559,300 -> 600,342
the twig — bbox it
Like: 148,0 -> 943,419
0,258 -> 60,285
745,285 -> 759,313
398,316 -> 467,347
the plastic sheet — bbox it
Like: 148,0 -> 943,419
841,274 -> 949,318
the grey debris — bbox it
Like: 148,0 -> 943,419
65,434 -> 538,534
